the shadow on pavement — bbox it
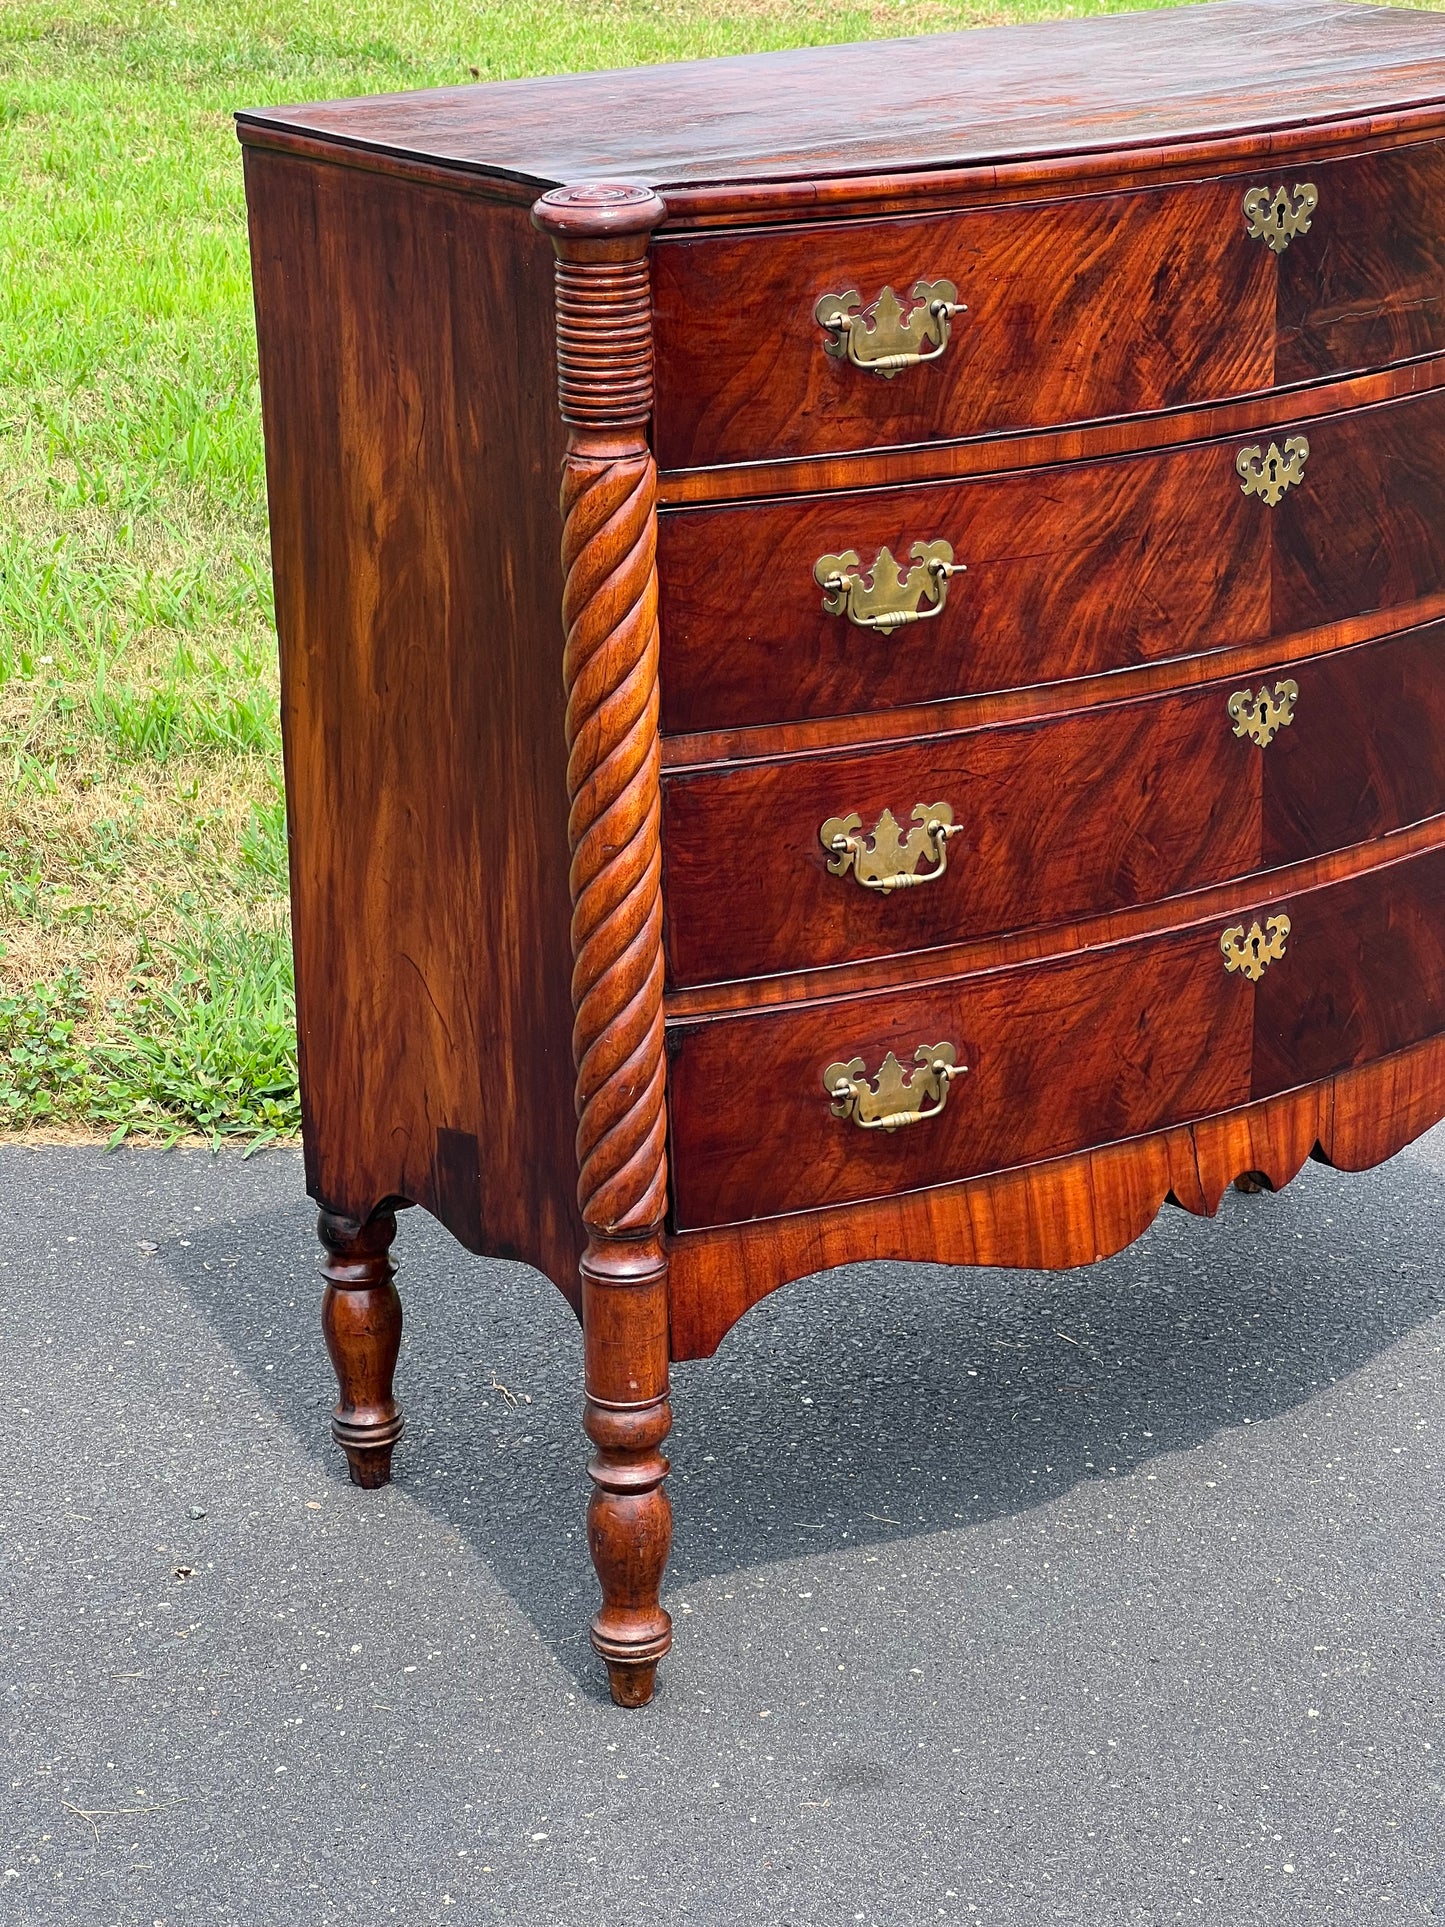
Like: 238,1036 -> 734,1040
174,1144 -> 1445,1694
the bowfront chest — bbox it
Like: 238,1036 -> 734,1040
238,0 -> 1445,1704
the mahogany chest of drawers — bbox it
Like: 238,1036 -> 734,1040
238,0 -> 1445,1705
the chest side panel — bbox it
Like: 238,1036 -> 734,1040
244,148 -> 583,1291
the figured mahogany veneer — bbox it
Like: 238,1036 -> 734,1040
653,139 -> 1445,469
238,0 -> 1445,1708
658,382 -> 1445,735
665,664 -> 1260,986
668,838 -> 1445,1228
662,623 -> 1445,987
667,1029 -> 1445,1358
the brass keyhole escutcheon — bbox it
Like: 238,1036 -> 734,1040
1237,436 -> 1309,507
1228,679 -> 1298,748
1242,182 -> 1318,254
1221,914 -> 1291,982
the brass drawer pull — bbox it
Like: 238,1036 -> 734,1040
1236,435 -> 1309,507
1242,182 -> 1318,254
821,803 -> 962,894
815,279 -> 965,377
1228,679 -> 1298,747
815,540 -> 963,631
824,1043 -> 965,1132
1221,914 -> 1291,982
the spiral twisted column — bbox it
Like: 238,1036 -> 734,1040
534,182 -> 673,1708
560,447 -> 667,1238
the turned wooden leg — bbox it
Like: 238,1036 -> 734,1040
318,1207 -> 405,1489
534,183 -> 674,1705
583,1235 -> 672,1707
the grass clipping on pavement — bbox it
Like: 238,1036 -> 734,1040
0,0 -> 1153,1146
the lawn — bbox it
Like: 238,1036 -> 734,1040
0,0 -> 1247,1144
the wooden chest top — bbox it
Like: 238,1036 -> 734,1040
237,0 -> 1445,204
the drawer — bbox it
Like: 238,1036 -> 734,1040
665,841 -> 1445,1231
1263,622 -> 1445,865
1254,844 -> 1445,1099
664,674 -> 1253,988
667,908 -> 1249,1229
656,383 -> 1445,737
652,141 -> 1445,469
662,624 -> 1445,989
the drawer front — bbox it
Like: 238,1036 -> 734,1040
662,626 -> 1445,989
664,677 -> 1257,988
1254,843 -> 1445,1098
1277,140 -> 1445,385
652,144 -> 1445,470
666,842 -> 1445,1230
1264,622 -> 1445,864
656,385 -> 1445,738
667,918 -> 1252,1230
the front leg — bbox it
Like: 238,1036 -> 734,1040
583,1236 -> 673,1707
318,1207 -> 405,1488
535,182 -> 677,1705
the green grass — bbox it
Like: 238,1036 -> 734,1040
1,0 -> 1337,1143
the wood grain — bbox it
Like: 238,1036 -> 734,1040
661,622 -> 1445,988
652,143 -> 1445,469
666,839 -> 1445,1229
534,183 -> 675,1709
1273,385 -> 1445,630
662,593 -> 1445,771
655,358 -> 1445,508
1254,842 -> 1445,1097
652,178 -> 1274,468
662,672 -> 1260,987
657,385 -> 1445,735
657,429 -> 1265,735
242,5 -> 1445,1693
235,2 -> 1445,202
1264,621 -> 1445,863
665,813 -> 1445,1022
318,1207 -> 406,1488
667,1031 -> 1445,1358
1279,136 -> 1445,381
667,920 -> 1252,1229
243,148 -> 585,1298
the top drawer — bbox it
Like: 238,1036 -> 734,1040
652,141 -> 1445,470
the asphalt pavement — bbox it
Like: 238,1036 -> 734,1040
2,1135 -> 1442,1925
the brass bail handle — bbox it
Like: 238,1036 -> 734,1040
821,802 -> 963,894
815,540 -> 964,632
823,1042 -> 966,1132
816,278 -> 965,377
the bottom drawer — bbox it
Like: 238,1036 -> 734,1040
666,842 -> 1445,1231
